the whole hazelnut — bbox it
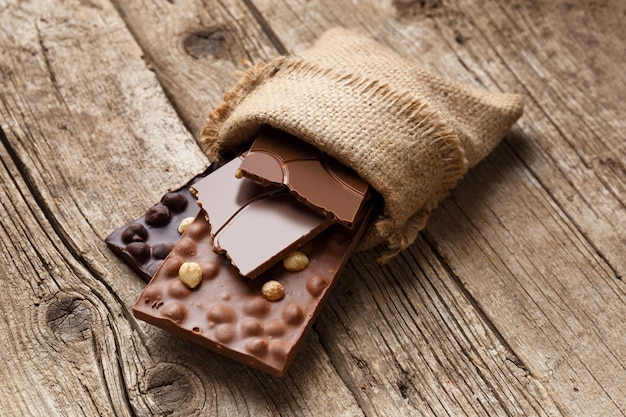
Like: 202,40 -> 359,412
121,222 -> 148,244
262,280 -> 285,301
282,251 -> 309,272
177,217 -> 195,234
125,242 -> 150,263
145,204 -> 171,227
178,261 -> 203,289
161,191 -> 188,212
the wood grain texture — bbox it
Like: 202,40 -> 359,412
243,1 -> 626,415
0,0 -> 624,416
0,0 -> 363,416
111,0 -> 280,138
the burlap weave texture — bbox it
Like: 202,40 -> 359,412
202,28 -> 524,259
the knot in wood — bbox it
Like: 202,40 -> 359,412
140,362 -> 206,414
45,295 -> 93,343
183,30 -> 227,59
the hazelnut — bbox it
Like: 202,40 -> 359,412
262,280 -> 284,301
282,251 -> 309,272
178,261 -> 203,288
161,192 -> 188,213
125,242 -> 150,262
177,216 -> 195,234
145,204 -> 171,227
152,241 -> 174,259
121,222 -> 148,244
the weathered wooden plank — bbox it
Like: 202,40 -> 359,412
0,0 -> 365,415
240,0 -> 626,415
426,146 -> 626,416
2,0 -> 624,415
317,242 -> 564,417
107,0 -> 583,416
455,0 -> 625,272
395,2 -> 626,415
111,0 -> 280,138
0,141 -> 138,417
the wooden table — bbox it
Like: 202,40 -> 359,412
1,0 -> 624,415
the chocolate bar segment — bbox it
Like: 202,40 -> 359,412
132,201 -> 373,377
192,157 -> 333,278
191,157 -> 279,235
105,162 -> 223,281
214,193 -> 333,278
238,127 -> 370,228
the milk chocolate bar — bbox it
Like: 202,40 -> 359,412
238,127 -> 370,227
105,162 -> 224,281
132,202 -> 373,376
192,157 -> 333,278
192,157 -> 280,236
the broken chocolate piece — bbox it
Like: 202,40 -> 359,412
238,127 -> 370,227
191,157 -> 279,235
192,157 -> 333,278
214,193 -> 332,278
105,162 -> 224,281
132,199 -> 374,377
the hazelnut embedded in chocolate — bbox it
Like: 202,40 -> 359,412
282,251 -> 309,272
145,204 -> 171,227
177,216 -> 194,234
178,261 -> 203,288
161,191 -> 188,213
121,222 -> 148,244
261,280 -> 284,301
152,241 -> 174,260
125,242 -> 150,263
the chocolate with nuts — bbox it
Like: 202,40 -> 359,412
105,161 -> 224,281
132,199 -> 374,377
192,157 -> 333,278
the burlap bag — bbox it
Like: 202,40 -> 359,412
201,28 -> 524,260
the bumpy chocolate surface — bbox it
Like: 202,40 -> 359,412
132,203 -> 372,377
105,162 -> 223,281
192,157 -> 333,278
238,127 -> 370,227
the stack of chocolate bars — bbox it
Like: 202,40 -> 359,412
106,127 -> 375,376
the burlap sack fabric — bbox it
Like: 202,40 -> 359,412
201,28 -> 524,260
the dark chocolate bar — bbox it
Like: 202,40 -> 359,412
192,157 -> 333,278
105,162 -> 224,281
238,127 -> 370,227
132,200 -> 374,377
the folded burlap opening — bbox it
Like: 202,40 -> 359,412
201,28 -> 523,261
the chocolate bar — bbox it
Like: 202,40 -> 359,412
105,162 -> 224,281
132,200 -> 373,376
192,157 -> 333,278
191,157 -> 279,235
238,127 -> 370,228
